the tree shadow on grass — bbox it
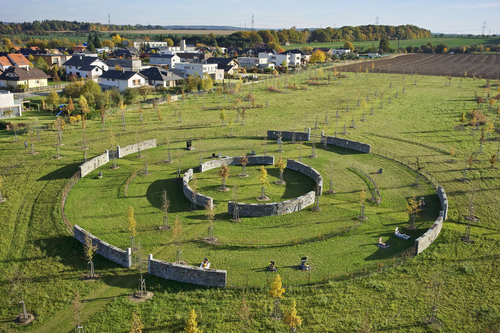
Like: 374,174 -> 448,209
37,162 -> 80,181
146,179 -> 190,213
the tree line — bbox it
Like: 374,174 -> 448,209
308,24 -> 431,42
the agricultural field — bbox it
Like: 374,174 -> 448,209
284,36 -> 500,51
336,53 -> 500,79
1,57 -> 500,332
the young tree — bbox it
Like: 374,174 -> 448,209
406,196 -> 420,229
67,97 -> 75,117
468,154 -> 474,170
490,154 -> 497,169
275,155 -> 286,185
269,274 -> 285,319
258,165 -> 270,200
359,188 -> 367,220
138,85 -> 152,102
344,41 -> 355,52
128,206 -> 137,249
239,156 -> 249,177
79,95 -> 90,115
161,189 -> 171,229
173,216 -> 184,263
284,299 -> 302,333
0,175 -> 5,202
205,203 -> 216,241
84,232 -> 98,278
185,309 -> 202,333
237,295 -> 251,331
220,108 -> 227,126
219,163 -> 230,191
73,291 -> 84,332
46,91 -> 60,110
129,310 -> 144,333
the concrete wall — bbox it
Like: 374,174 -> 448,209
228,191 -> 315,217
79,150 -> 109,177
73,225 -> 132,268
117,139 -> 157,159
182,168 -> 214,209
199,155 -> 274,173
267,129 -> 310,142
148,254 -> 226,287
324,136 -> 371,153
414,186 -> 448,254
286,159 -> 323,195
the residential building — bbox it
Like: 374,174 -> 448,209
32,54 -> 72,68
0,90 -> 23,118
7,54 -> 31,69
140,67 -> 183,88
237,56 -> 274,70
204,58 -> 239,74
174,63 -> 224,80
110,47 -> 140,59
106,58 -> 142,72
176,52 -> 210,63
63,56 -> 109,82
330,48 -> 351,56
99,70 -> 147,91
149,54 -> 180,69
0,67 -> 49,89
0,57 -> 11,71
260,52 -> 301,67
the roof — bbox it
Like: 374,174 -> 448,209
7,54 -> 30,66
0,67 -> 49,81
204,58 -> 235,66
140,67 -> 183,82
63,56 -> 108,68
150,53 -> 177,59
100,70 -> 147,81
0,57 -> 11,67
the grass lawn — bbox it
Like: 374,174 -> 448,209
2,58 -> 500,331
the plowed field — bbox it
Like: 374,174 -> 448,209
335,54 -> 500,79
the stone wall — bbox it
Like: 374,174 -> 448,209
116,139 -> 157,158
267,129 -> 310,142
182,168 -> 214,210
437,185 -> 448,220
199,155 -> 274,173
414,186 -> 448,254
228,191 -> 315,217
79,151 -> 109,177
73,225 -> 132,268
324,136 -> 371,153
286,159 -> 323,195
148,254 -> 226,287
414,212 -> 444,255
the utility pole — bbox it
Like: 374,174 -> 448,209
376,16 -> 379,25
251,14 -> 254,31
108,13 -> 110,25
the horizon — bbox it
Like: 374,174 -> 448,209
1,0 -> 499,35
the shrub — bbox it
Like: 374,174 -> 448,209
75,115 -> 82,122
69,116 -> 77,124
468,109 -> 488,125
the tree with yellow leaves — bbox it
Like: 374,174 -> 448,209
490,154 -> 497,169
218,163 -> 230,191
486,121 -> 495,139
258,165 -> 270,200
269,274 -> 285,319
185,309 -> 202,333
173,215 -> 184,263
129,310 -> 143,333
406,196 -> 420,229
284,299 -> 302,332
119,99 -> 127,131
84,232 -> 98,278
275,155 -> 286,185
128,206 -> 137,249
309,49 -> 326,64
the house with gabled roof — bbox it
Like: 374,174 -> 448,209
0,67 -> 49,89
149,54 -> 180,69
0,57 -> 11,71
63,56 -> 109,82
139,67 -> 183,88
99,69 -> 148,92
7,54 -> 31,69
204,58 -> 239,74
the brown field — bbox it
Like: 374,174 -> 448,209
107,29 -> 238,36
335,54 -> 500,80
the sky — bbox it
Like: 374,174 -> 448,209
1,0 -> 500,35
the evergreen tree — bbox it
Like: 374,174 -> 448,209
93,33 -> 101,48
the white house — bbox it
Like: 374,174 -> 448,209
174,63 -> 224,80
237,56 -> 274,70
331,48 -> 351,56
63,56 -> 109,82
99,70 -> 148,92
0,90 -> 23,118
149,54 -> 180,69
139,67 -> 183,88
262,52 -> 301,67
